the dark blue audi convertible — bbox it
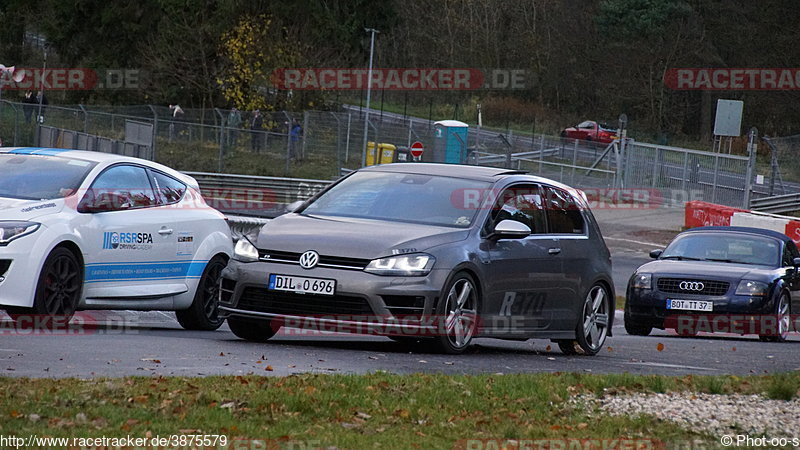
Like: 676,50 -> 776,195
625,226 -> 798,341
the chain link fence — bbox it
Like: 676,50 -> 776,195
0,99 -> 774,209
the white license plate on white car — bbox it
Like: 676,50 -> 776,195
268,274 -> 335,296
666,299 -> 713,312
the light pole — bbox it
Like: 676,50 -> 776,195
361,28 -> 379,168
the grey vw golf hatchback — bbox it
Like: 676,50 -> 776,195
220,163 -> 614,354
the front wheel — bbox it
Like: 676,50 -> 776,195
431,272 -> 479,354
558,283 -> 611,355
759,293 -> 790,342
227,316 -> 280,342
176,256 -> 227,331
10,247 -> 82,328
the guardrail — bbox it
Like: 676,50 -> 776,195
750,192 -> 800,214
183,171 -> 332,218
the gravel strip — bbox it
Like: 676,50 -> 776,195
575,392 -> 800,438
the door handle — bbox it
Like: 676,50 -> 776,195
548,247 -> 561,255
158,228 -> 174,235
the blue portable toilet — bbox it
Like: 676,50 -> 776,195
433,120 -> 469,164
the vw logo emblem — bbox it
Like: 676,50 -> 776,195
679,281 -> 705,291
299,250 -> 319,269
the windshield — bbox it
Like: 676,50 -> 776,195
0,154 -> 97,200
661,232 -> 780,266
301,171 -> 490,228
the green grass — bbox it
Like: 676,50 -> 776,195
0,372 -> 796,449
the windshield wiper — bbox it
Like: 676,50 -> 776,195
660,255 -> 702,261
704,258 -> 752,264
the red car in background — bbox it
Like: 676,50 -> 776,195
561,120 -> 618,143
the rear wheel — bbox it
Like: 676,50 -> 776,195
227,316 -> 280,342
176,256 -> 226,331
558,283 -> 610,355
759,293 -> 790,342
432,272 -> 479,355
10,247 -> 82,328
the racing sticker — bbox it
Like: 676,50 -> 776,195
177,232 -> 194,256
102,231 -> 153,251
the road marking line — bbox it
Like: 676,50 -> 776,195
624,361 -> 718,371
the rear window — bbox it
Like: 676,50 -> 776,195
0,154 -> 97,200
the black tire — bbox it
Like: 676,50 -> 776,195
557,283 -> 611,356
431,272 -> 479,355
624,319 -> 653,336
759,292 -> 790,343
227,316 -> 280,342
176,256 -> 227,331
10,247 -> 82,328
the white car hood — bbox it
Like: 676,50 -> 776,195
0,196 -> 66,221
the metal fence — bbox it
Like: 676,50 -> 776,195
0,99 -> 779,209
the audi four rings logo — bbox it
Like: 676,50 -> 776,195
299,250 -> 320,269
679,281 -> 705,291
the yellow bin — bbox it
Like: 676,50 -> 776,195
366,142 -> 397,166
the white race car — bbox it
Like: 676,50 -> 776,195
0,147 -> 232,329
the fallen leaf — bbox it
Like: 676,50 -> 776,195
220,402 -> 236,409
219,352 -> 225,356
355,411 -> 372,420
545,345 -> 552,352
394,409 -> 410,418
304,386 -> 317,395
265,365 -> 274,371
656,343 -> 665,352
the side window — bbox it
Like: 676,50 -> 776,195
150,170 -> 187,205
86,165 -> 157,211
783,242 -> 799,266
544,187 -> 585,234
487,184 -> 547,234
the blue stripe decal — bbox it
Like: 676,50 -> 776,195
8,148 -> 71,155
8,148 -> 45,154
84,260 -> 208,283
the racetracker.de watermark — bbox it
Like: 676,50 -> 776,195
0,68 -> 140,90
0,312 -> 138,335
271,68 -> 528,90
665,68 -> 800,90
665,314 -> 799,336
454,439 -> 663,450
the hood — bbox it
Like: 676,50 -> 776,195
0,196 -> 66,221
256,213 -> 470,259
637,259 -> 776,281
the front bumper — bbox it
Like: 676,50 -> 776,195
0,235 -> 45,308
219,259 -> 452,335
625,286 -> 776,332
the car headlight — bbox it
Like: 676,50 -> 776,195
364,254 -> 435,276
0,221 -> 40,245
233,236 -> 259,262
735,280 -> 768,296
631,273 -> 652,289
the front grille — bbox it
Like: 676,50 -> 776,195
382,295 -> 426,317
237,287 -> 374,316
657,278 -> 729,296
219,278 -> 236,304
258,249 -> 369,270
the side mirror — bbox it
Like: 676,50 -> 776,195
649,249 -> 663,259
285,200 -> 305,213
488,220 -> 531,240
792,257 -> 800,267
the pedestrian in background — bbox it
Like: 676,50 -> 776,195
251,109 -> 263,152
169,104 -> 184,141
289,118 -> 303,160
22,91 -> 36,123
227,107 -> 242,148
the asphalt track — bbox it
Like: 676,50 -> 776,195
2,207 -> 797,378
